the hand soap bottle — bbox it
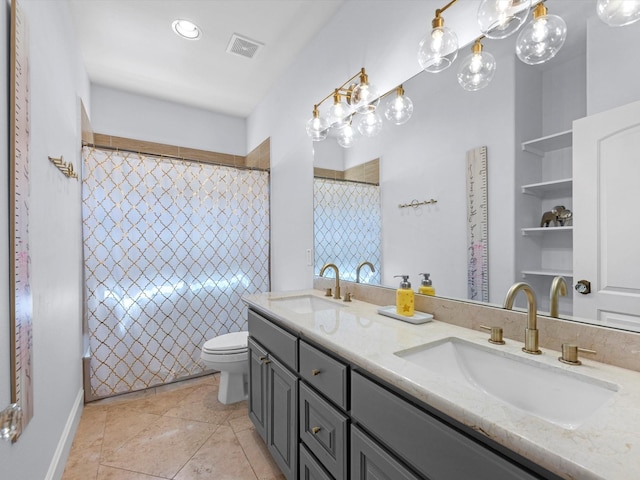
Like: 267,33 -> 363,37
418,273 -> 435,296
394,275 -> 414,317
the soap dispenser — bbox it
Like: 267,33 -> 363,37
394,275 -> 414,317
418,273 -> 435,296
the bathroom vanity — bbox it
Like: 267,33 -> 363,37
243,290 -> 640,480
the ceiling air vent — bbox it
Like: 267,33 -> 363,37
226,33 -> 264,59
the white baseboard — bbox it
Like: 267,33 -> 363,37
45,388 -> 84,480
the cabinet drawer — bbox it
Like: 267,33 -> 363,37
299,340 -> 348,409
351,371 -> 540,480
351,425 -> 421,480
248,309 -> 298,370
300,382 -> 349,480
300,443 -> 333,480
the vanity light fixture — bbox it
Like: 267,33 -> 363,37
457,37 -> 497,91
597,0 -> 640,26
306,106 -> 330,141
384,86 -> 414,125
171,19 -> 201,40
417,0 -> 459,73
337,121 -> 357,148
328,89 -> 352,129
516,2 -> 567,65
477,0 -> 532,39
305,68 -> 413,147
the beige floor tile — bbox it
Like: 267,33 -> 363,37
112,384 -> 204,416
96,465 -> 169,480
100,407 -> 162,458
235,426 -> 283,480
62,442 -> 101,480
164,384 -> 246,424
229,412 -> 254,433
174,424 -> 258,480
101,416 -> 217,478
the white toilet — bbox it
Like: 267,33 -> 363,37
200,331 -> 249,405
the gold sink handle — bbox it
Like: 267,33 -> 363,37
559,343 -> 597,365
480,325 -> 505,345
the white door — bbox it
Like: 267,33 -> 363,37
573,100 -> 640,331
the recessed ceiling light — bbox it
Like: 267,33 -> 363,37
172,19 -> 201,40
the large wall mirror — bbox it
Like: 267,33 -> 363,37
313,1 -> 640,332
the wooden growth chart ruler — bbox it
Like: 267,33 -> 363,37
466,146 -> 489,302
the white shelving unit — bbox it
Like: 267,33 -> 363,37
521,178 -> 572,196
518,129 -> 574,315
521,226 -> 573,236
521,130 -> 572,156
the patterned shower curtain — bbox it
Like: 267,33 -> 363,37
82,147 -> 270,398
314,178 -> 381,284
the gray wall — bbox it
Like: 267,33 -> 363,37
0,1 -> 89,479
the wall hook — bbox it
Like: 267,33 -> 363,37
48,156 -> 78,179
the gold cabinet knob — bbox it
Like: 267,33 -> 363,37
311,426 -> 321,434
480,325 -> 505,345
559,343 -> 597,365
311,369 -> 321,376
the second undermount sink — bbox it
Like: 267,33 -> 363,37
395,337 -> 618,429
269,294 -> 345,314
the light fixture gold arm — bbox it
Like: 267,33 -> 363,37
312,68 -> 369,109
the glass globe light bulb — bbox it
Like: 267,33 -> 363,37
351,82 -> 380,114
328,90 -> 351,129
306,108 -> 329,141
597,0 -> 640,26
516,4 -> 566,65
477,0 -> 531,39
356,111 -> 383,138
457,41 -> 497,91
417,16 -> 459,73
384,87 -> 414,125
337,123 -> 358,148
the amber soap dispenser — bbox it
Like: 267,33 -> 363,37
394,275 -> 415,317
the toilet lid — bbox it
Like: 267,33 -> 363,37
203,331 -> 249,354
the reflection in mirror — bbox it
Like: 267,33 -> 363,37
313,1 -> 640,331
313,158 -> 381,284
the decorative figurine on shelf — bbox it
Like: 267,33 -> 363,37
540,205 -> 572,227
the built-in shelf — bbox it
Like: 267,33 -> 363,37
522,178 -> 573,196
521,226 -> 573,236
522,130 -> 572,156
522,269 -> 573,278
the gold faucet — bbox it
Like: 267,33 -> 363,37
503,282 -> 541,355
355,261 -> 375,283
549,276 -> 567,318
319,263 -> 341,299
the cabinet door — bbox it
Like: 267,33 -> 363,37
351,425 -> 421,480
248,337 -> 268,441
268,355 -> 298,480
573,99 -> 640,328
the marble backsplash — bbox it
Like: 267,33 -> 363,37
314,278 -> 640,373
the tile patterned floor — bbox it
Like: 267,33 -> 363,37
62,374 -> 284,480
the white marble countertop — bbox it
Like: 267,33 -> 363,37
243,289 -> 640,480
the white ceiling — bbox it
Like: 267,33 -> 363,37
68,0 -> 345,118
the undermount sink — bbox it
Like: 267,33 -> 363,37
395,337 -> 618,429
269,295 -> 345,314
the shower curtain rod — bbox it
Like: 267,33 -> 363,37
83,141 -> 270,173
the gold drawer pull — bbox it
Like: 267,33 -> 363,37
259,356 -> 267,361
311,369 -> 321,376
259,356 -> 271,364
311,426 -> 321,434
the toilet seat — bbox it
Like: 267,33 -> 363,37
202,331 -> 248,355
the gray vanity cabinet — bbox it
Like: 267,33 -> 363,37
247,307 -> 560,480
351,425 -> 421,480
247,310 -> 299,480
351,371 -> 547,480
